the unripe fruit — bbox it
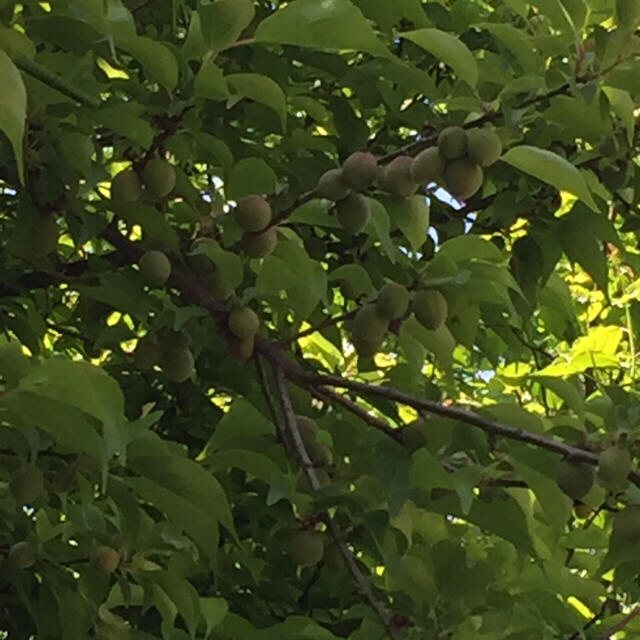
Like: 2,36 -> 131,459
316,168 -> 351,201
410,146 -> 445,184
228,307 -> 259,339
308,441 -> 334,467
376,282 -> 410,321
142,157 -> 176,198
243,228 -> 278,258
556,459 -> 595,499
614,505 -> 640,540
235,336 -> 255,362
341,151 -> 378,190
111,168 -> 141,202
352,304 -> 388,343
466,127 -> 503,167
598,443 -> 632,487
210,269 -> 233,301
353,335 -> 382,358
304,236 -> 327,261
133,338 -> 161,370
290,531 -> 324,566
10,464 -> 44,504
573,503 -> 593,519
91,545 -> 120,573
139,250 -> 171,287
235,195 -> 271,232
336,193 -> 371,234
438,126 -> 468,160
413,289 -> 448,331
7,541 -> 37,569
162,348 -> 195,383
380,156 -> 417,196
296,415 -> 319,446
296,468 -> 330,493
444,159 -> 483,200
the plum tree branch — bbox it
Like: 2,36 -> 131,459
598,605 -> 640,639
304,383 -> 403,444
271,365 -> 403,640
256,354 -> 294,456
287,368 -> 640,487
99,221 -> 638,490
276,308 -> 358,346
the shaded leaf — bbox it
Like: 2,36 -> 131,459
402,28 -> 478,87
501,145 -> 598,211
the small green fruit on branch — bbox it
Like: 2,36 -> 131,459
142,156 -> 176,198
235,195 -> 272,232
139,250 -> 171,287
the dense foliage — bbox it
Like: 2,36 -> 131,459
1,0 -> 640,638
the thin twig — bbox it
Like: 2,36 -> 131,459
256,354 -> 293,455
598,605 -> 640,639
305,384 -> 403,443
277,308 -> 358,346
272,365 -> 402,640
288,368 -> 640,486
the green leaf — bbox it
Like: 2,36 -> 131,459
603,86 -> 635,145
402,315 -> 454,375
227,74 -> 287,132
254,0 -> 391,58
19,358 -> 125,432
560,225 -> 607,292
119,35 -> 178,91
199,0 -> 255,53
288,199 -> 337,227
208,449 -> 289,489
477,23 -> 541,73
128,454 -> 234,536
534,0 -> 578,34
0,390 -> 104,460
227,157 -> 278,200
0,48 -> 26,183
402,28 -> 478,87
532,376 -> 585,421
508,446 -> 572,533
200,598 -> 229,637
195,62 -> 230,100
328,264 -> 375,297
102,200 -> 180,251
616,0 -> 640,30
0,341 -> 32,387
127,476 -> 220,563
384,195 -> 430,252
142,571 -> 200,638
439,235 -> 504,263
501,145 -> 598,211
199,399 -> 274,456
256,255 -> 297,295
18,358 -> 127,461
188,238 -> 243,289
367,198 -> 398,264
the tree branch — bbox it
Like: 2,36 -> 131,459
256,354 -> 294,456
304,384 -> 403,444
271,365 -> 402,640
598,605 -> 640,639
277,308 -> 358,346
289,368 -> 640,486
